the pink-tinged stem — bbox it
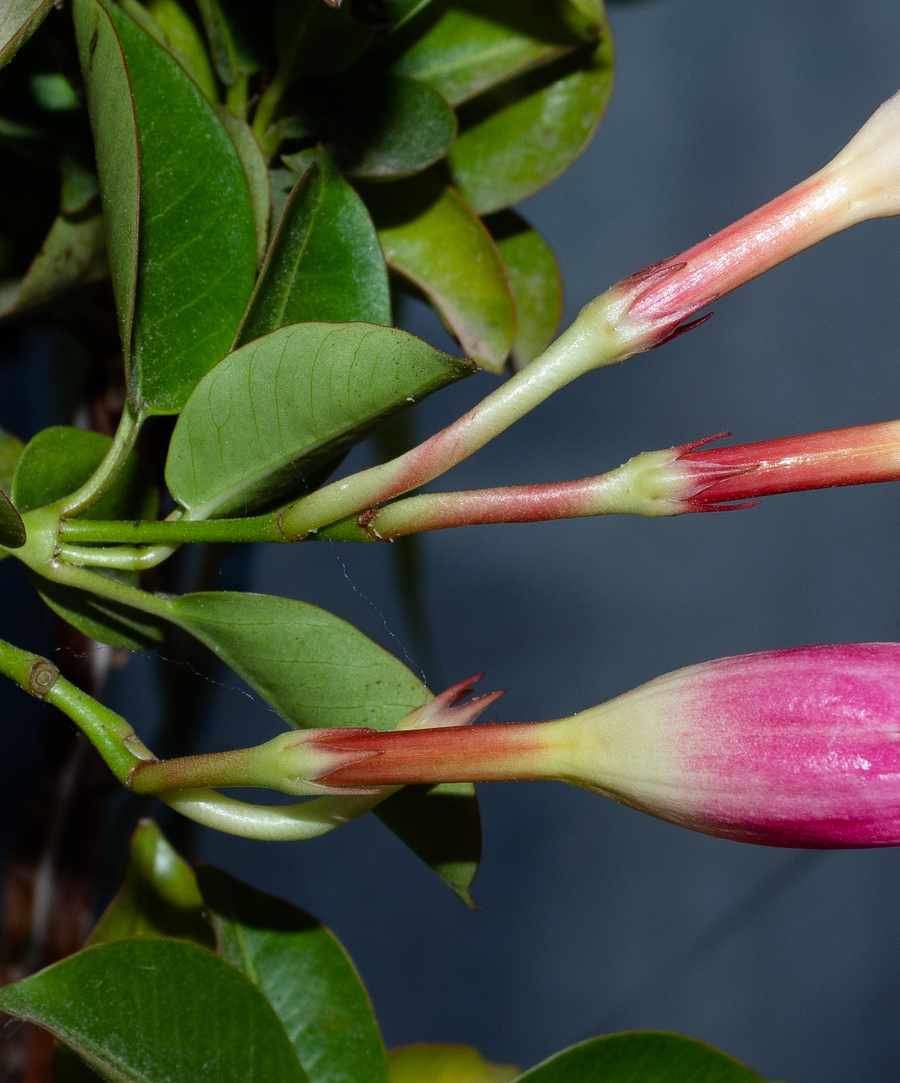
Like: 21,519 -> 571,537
313,722 -> 564,788
683,418 -> 900,504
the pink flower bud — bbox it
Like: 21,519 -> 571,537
313,645 -> 900,848
597,89 -> 900,355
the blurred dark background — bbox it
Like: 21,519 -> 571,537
6,0 -> 900,1079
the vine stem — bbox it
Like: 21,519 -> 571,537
55,401 -> 147,518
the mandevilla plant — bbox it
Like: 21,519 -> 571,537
0,0 -> 897,1079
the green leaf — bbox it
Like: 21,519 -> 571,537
54,1044 -> 105,1082
238,150 -> 389,344
171,592 -> 482,898
12,425 -> 156,519
144,0 -> 219,101
1,211 -> 107,316
197,865 -> 388,1083
0,939 -> 308,1083
74,0 -> 258,413
165,322 -> 472,519
362,171 -> 515,372
89,820 -> 215,949
72,0 -> 139,361
27,569 -> 168,649
486,210 -> 562,368
447,26 -> 614,215
170,591 -> 430,730
298,75 -> 456,179
389,0 -> 603,107
0,425 -> 24,496
0,0 -> 54,71
216,105 -> 270,268
374,782 -> 480,908
195,0 -> 269,84
516,1033 -> 768,1083
386,1044 -> 519,1083
0,488 -> 26,549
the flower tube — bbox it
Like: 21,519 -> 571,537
596,89 -> 900,354
310,644 -> 900,849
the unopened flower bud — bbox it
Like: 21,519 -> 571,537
311,645 -> 900,848
590,89 -> 900,356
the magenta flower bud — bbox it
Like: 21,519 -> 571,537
312,645 -> 900,848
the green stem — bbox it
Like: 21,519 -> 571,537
55,402 -> 146,518
225,74 -> 248,119
0,635 -> 394,840
0,637 -> 153,781
58,512 -> 285,545
57,543 -> 179,570
39,560 -> 177,622
251,11 -> 310,142
278,294 -> 637,538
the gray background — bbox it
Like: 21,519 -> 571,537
6,0 -> 900,1079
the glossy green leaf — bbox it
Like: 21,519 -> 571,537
447,26 -> 614,214
374,782 -> 480,907
362,172 -> 515,372
170,591 -> 430,730
0,0 -> 54,70
2,211 -> 107,316
197,865 -> 388,1083
217,105 -> 270,267
0,425 -> 24,495
89,820 -> 214,949
516,1033 -> 767,1082
74,0 -> 258,413
0,488 -> 26,548
144,0 -> 219,101
238,150 -> 389,344
487,210 -> 562,368
390,0 -> 603,106
166,322 -> 472,519
195,0 -> 269,83
386,1043 -> 518,1083
0,939 -> 308,1083
27,570 -> 168,649
299,75 -> 456,179
12,425 -> 156,519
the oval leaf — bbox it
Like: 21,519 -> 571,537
172,590 -> 481,899
303,75 -> 457,180
166,323 -> 473,519
197,865 -> 388,1083
237,149 -> 389,344
74,0 -> 258,413
0,489 -> 25,549
389,0 -> 603,106
517,1033 -> 767,1082
0,0 -> 54,70
487,210 -> 562,368
0,939 -> 308,1083
447,27 -> 614,215
12,425 -> 157,519
386,1044 -> 518,1083
171,590 -> 429,730
362,172 -> 515,372
89,820 -> 214,948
